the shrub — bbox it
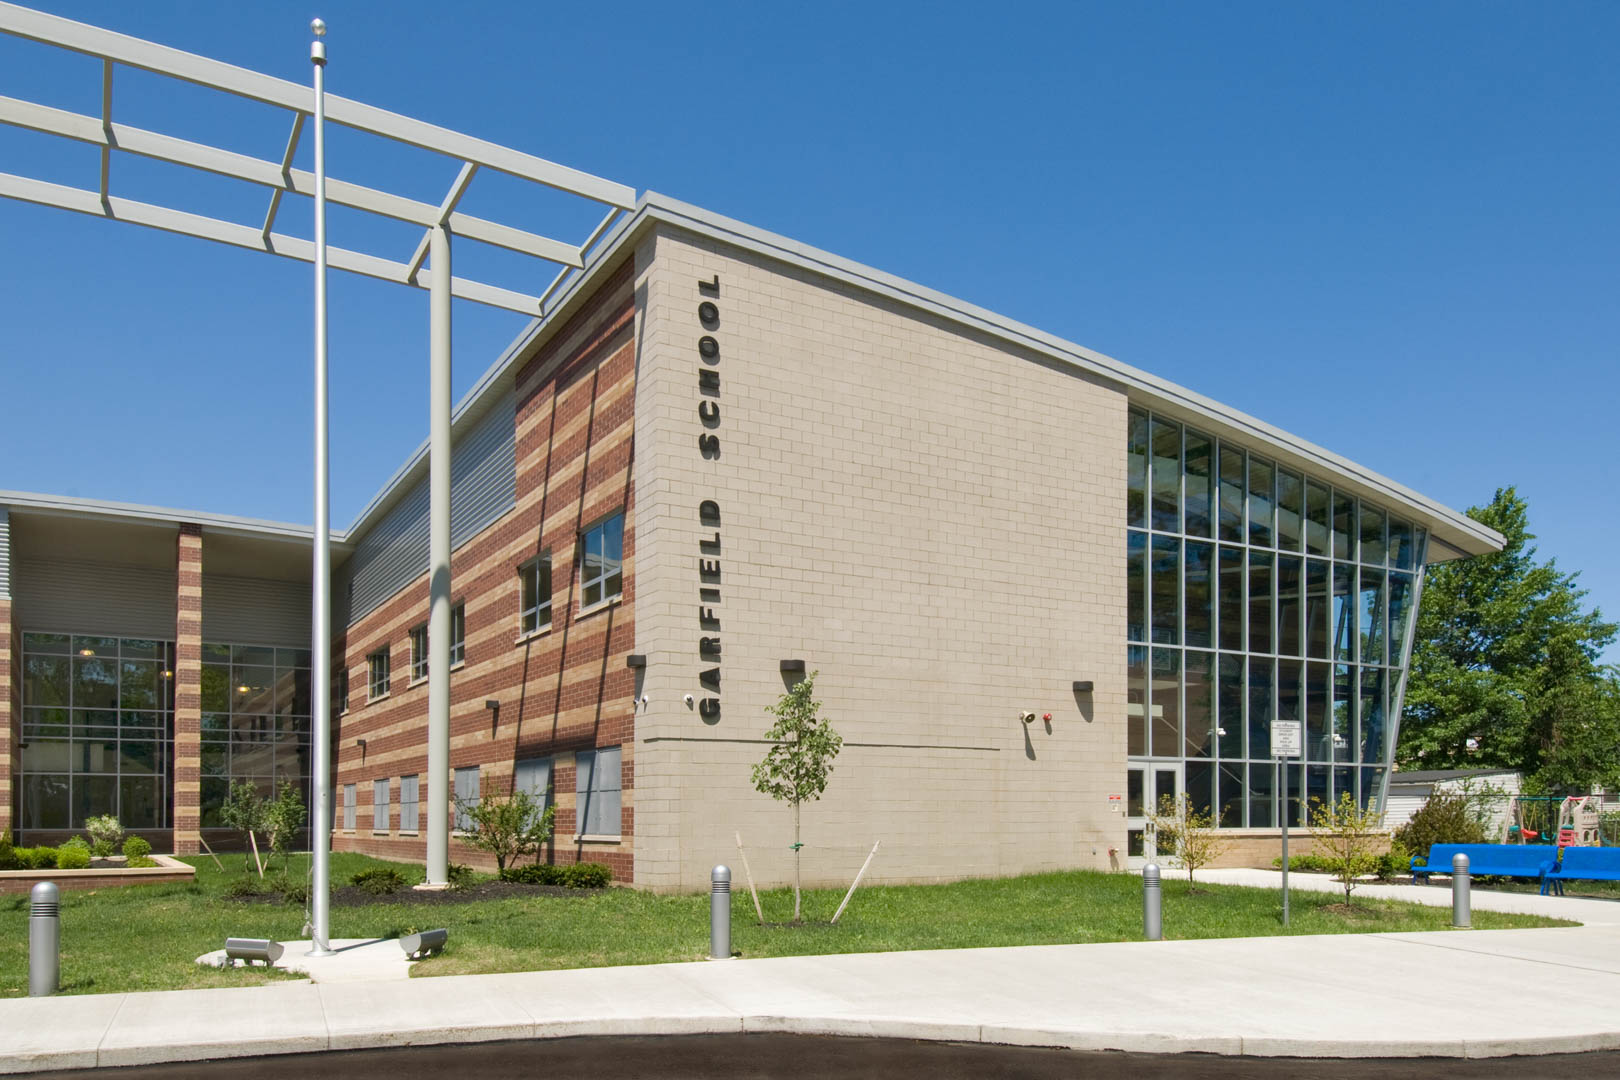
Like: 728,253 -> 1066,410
446,863 -> 477,891
126,855 -> 159,869
20,846 -> 57,870
1375,840 -> 1411,882
499,863 -> 562,886
1273,853 -> 1337,873
1310,792 -> 1386,904
222,875 -> 264,899
85,814 -> 123,857
350,867 -> 408,896
0,833 -> 17,870
1394,794 -> 1488,864
560,862 -> 611,889
60,836 -> 90,855
56,845 -> 91,870
122,836 -> 153,860
454,791 -> 555,872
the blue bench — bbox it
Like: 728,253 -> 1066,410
1540,847 -> 1620,896
1410,843 -> 1557,888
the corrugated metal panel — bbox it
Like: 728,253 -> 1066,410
0,507 -> 11,598
202,573 -> 312,647
13,558 -> 175,638
346,393 -> 516,623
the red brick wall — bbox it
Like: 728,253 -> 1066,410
332,256 -> 638,883
172,525 -> 203,855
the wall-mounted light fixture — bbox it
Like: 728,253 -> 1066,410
1072,681 -> 1094,693
779,659 -> 806,674
354,738 -> 367,750
484,699 -> 500,712
626,655 -> 647,669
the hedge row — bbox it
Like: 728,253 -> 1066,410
498,862 -> 612,889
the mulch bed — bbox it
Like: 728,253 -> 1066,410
222,880 -> 603,907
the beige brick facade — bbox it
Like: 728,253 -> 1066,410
632,225 -> 1131,892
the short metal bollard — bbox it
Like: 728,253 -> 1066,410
1452,851 -> 1471,929
710,864 -> 733,960
29,881 -> 59,997
1143,862 -> 1162,941
398,928 -> 448,959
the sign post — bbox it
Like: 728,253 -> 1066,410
1271,719 -> 1302,927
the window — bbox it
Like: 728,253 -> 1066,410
579,514 -> 625,610
575,746 -> 621,838
410,624 -> 428,683
453,766 -> 480,832
343,783 -> 356,831
514,757 -> 552,816
367,648 -> 390,701
519,555 -> 552,635
400,774 -> 420,833
335,667 -> 349,714
372,778 -> 390,833
450,604 -> 466,667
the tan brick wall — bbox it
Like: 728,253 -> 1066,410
172,526 -> 203,855
632,226 -> 1131,892
331,257 -> 638,882
1200,829 -> 1395,869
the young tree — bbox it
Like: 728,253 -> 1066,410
263,780 -> 307,872
455,789 -> 555,872
1310,792 -> 1385,905
219,780 -> 268,877
1149,794 -> 1229,885
751,671 -> 843,923
1399,487 -> 1619,793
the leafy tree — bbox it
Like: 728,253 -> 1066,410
455,789 -> 555,872
1398,488 -> 1619,793
219,780 -> 268,876
1149,794 -> 1229,885
1309,792 -> 1385,905
263,781 -> 307,872
751,671 -> 843,923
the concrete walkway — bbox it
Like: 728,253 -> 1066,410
195,939 -> 415,983
5,887 -> 1620,1074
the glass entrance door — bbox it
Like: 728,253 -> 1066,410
1125,763 -> 1183,867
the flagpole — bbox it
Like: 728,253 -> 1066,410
307,15 -> 334,958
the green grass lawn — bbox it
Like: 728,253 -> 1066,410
0,854 -> 1578,998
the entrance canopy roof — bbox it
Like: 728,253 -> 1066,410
0,1 -> 636,316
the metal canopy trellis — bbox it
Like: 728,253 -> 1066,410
0,2 -> 638,956
0,1 -> 636,314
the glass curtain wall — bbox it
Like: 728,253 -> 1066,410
19,633 -> 175,829
200,643 -> 312,827
1127,408 -> 1426,827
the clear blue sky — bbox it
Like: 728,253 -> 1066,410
2,3 -> 1616,655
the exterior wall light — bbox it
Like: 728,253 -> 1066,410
779,659 -> 806,674
1072,681 -> 1094,693
626,654 -> 647,669
484,699 -> 499,711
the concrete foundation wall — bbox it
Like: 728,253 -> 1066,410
632,225 -> 1131,892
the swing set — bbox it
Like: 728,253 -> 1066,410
1502,795 -> 1604,847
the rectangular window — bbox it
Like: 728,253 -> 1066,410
1305,559 -> 1331,660
450,604 -> 466,666
1332,493 -> 1356,562
1218,653 -> 1244,760
579,513 -> 626,610
515,757 -> 553,816
1218,447 -> 1245,544
1276,470 -> 1303,552
1183,431 -> 1213,538
1127,532 -> 1147,643
453,765 -> 480,832
1126,645 -> 1147,756
335,667 -> 349,715
1247,458 -> 1274,549
575,746 -> 622,837
1248,550 -> 1274,655
1150,535 -> 1180,645
400,774 -> 420,833
1332,564 -> 1356,662
1276,555 -> 1302,657
1150,648 -> 1180,758
519,554 -> 553,635
1184,650 -> 1214,758
1248,657 -> 1273,758
1304,480 -> 1331,556
410,624 -> 428,683
1218,545 -> 1245,652
1184,540 -> 1213,649
1306,661 -> 1331,762
1127,409 -> 1148,529
343,783 -> 356,831
1360,505 -> 1387,566
373,778 -> 390,833
367,649 -> 390,701
1150,418 -> 1181,533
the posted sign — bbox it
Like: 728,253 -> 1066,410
1271,720 -> 1303,758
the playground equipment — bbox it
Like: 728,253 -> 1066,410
1503,795 -> 1604,847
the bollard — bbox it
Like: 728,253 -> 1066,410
1143,862 -> 1162,941
1451,852 -> 1471,929
29,881 -> 60,997
709,864 -> 733,959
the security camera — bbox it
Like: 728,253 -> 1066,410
1019,711 -> 1036,724
684,693 -> 695,708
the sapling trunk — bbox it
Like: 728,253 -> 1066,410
793,800 -> 802,923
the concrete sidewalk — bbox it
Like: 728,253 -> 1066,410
4,911 -> 1620,1072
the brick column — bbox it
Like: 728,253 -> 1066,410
0,592 -> 15,838
173,525 -> 204,855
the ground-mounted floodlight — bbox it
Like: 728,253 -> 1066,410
224,938 -> 285,967
0,3 -> 637,956
398,928 -> 447,959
